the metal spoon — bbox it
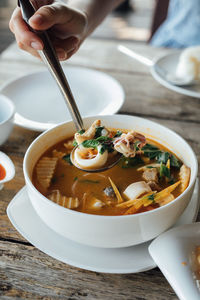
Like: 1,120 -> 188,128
118,45 -> 195,87
18,0 -> 122,172
70,148 -> 122,173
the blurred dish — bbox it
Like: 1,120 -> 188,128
151,51 -> 200,98
0,151 -> 15,190
0,94 -> 15,145
7,179 -> 199,273
0,66 -> 124,131
118,45 -> 200,97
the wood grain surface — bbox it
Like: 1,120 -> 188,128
0,39 -> 199,299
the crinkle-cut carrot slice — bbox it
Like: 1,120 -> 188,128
36,156 -> 58,189
179,164 -> 191,193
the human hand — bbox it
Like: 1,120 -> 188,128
9,0 -> 88,60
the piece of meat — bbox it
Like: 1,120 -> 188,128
142,168 -> 158,183
147,181 -> 161,192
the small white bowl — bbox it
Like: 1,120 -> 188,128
0,151 -> 15,190
0,94 -> 15,145
149,222 -> 200,300
23,115 -> 198,248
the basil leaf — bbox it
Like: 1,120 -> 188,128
147,194 -> 155,202
156,152 -> 170,164
119,156 -> 144,168
94,126 -> 105,138
114,130 -> 122,137
142,144 -> 161,160
62,154 -> 72,165
82,139 -> 100,148
73,140 -> 78,147
170,154 -> 182,168
96,136 -> 112,142
160,162 -> 170,178
78,129 -> 85,135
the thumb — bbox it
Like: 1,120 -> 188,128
29,3 -> 71,30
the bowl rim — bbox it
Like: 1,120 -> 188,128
0,94 -> 15,125
23,114 -> 198,220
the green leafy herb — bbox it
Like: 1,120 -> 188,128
168,178 -> 176,185
142,144 -> 181,169
74,176 -> 78,181
142,144 -> 162,160
114,130 -> 122,137
82,139 -> 99,149
78,129 -> 85,135
80,179 -> 100,184
160,162 -> 171,178
156,152 -> 170,164
94,126 -> 105,138
82,136 -> 113,154
170,154 -> 182,168
73,140 -> 78,147
96,136 -> 112,142
62,154 -> 72,165
147,194 -> 155,202
119,156 -> 144,168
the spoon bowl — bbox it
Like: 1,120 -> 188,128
70,147 -> 122,172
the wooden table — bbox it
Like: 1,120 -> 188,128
0,38 -> 199,300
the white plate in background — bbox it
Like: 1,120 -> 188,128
7,180 -> 199,274
1,66 -> 124,131
151,51 -> 200,98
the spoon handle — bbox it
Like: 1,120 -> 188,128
118,45 -> 154,67
18,0 -> 84,131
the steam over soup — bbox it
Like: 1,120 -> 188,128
32,120 -> 191,216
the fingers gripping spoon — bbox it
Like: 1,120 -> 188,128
18,0 -> 122,172
18,0 -> 84,132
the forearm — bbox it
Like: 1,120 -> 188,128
65,0 -> 125,37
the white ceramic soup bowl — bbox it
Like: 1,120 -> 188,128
23,115 -> 198,248
0,95 -> 15,145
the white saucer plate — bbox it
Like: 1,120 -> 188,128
7,180 -> 199,274
1,66 -> 124,131
151,51 -> 200,98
